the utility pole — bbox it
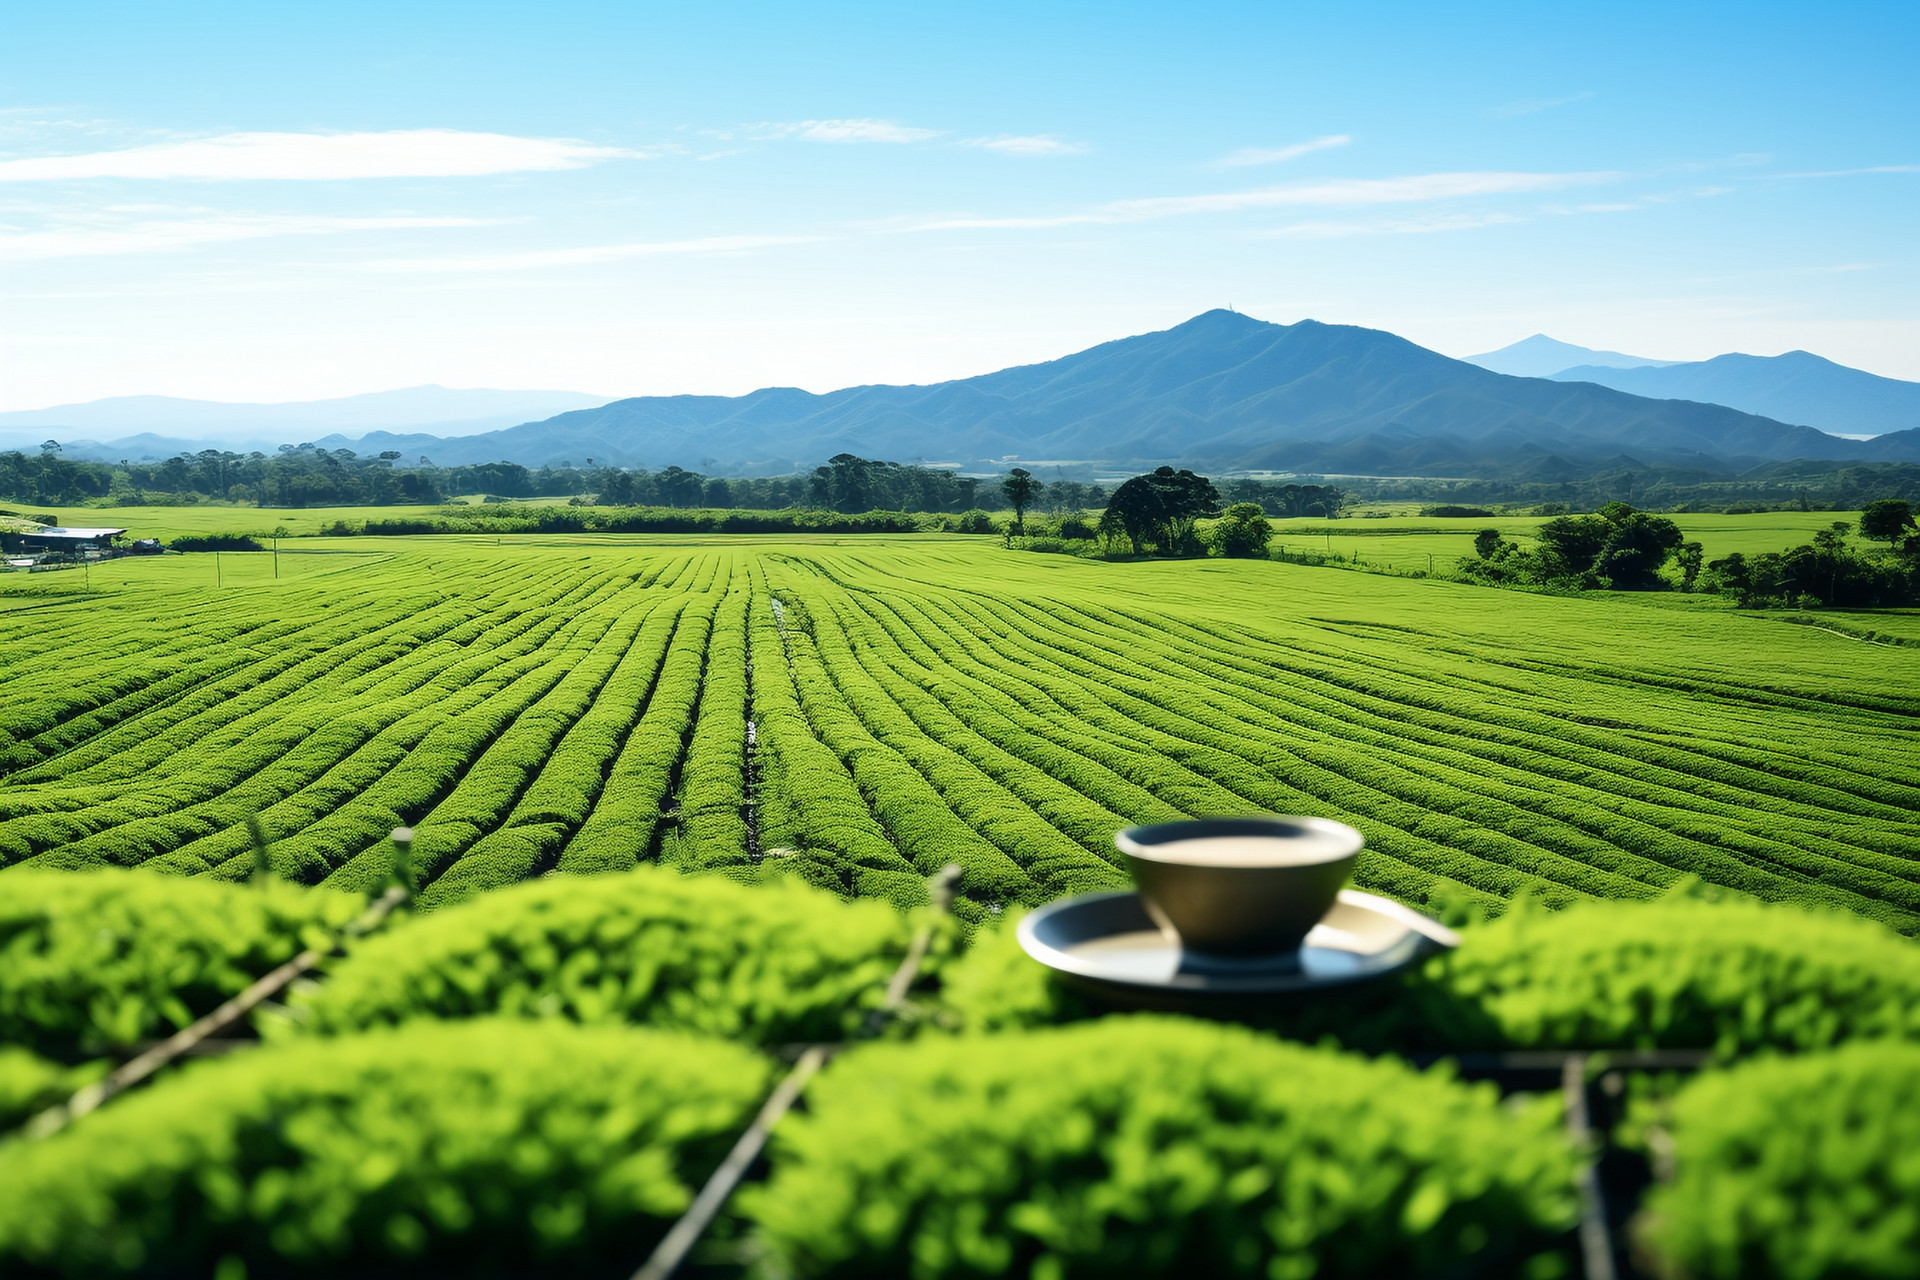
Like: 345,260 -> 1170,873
216,550 -> 222,588
273,536 -> 279,579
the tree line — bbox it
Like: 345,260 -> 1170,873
0,447 -> 987,514
1458,498 -> 1920,606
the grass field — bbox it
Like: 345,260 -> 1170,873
4,535 -> 1915,932
18,502 -> 1866,564
1270,510 -> 1867,573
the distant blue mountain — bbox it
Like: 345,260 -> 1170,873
393,311 -> 1918,473
1549,350 -> 1920,439
0,386 -> 612,458
1465,334 -> 1676,378
15,316 -> 1919,475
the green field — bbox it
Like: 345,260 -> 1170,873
1270,510 -> 1867,573
5,534 -> 1916,931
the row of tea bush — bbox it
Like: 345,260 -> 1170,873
2,866 -> 1917,1277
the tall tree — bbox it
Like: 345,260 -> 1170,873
1143,466 -> 1220,554
1102,477 -> 1161,555
1000,468 -> 1041,533
1099,466 -> 1220,555
1860,499 -> 1917,551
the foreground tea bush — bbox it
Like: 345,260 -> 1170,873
292,867 -> 912,1045
0,1047 -> 101,1132
0,1020 -> 769,1277
944,897 -> 1920,1056
1417,896 -> 1920,1054
1634,1042 -> 1920,1280
0,869 -> 362,1056
744,1017 -> 1578,1279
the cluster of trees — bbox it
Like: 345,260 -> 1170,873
1215,479 -> 1347,518
801,454 -> 984,514
1458,497 -> 1920,606
1462,503 -> 1697,591
1096,467 -> 1222,555
1707,500 -> 1920,608
1339,463 -> 1920,514
0,445 -> 574,507
0,445 -> 995,515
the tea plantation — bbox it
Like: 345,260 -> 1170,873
4,536 -> 1915,927
2,533 -> 1917,1277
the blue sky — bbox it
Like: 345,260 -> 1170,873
1,0 -> 1915,409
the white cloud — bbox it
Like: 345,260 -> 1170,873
1212,135 -> 1350,168
356,234 -> 825,273
962,135 -> 1089,157
1770,164 -> 1920,179
0,129 -> 642,182
1487,92 -> 1593,119
748,119 -> 940,144
909,169 -> 1620,232
0,212 -> 498,260
1252,212 -> 1523,239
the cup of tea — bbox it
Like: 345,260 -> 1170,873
1115,816 -> 1363,957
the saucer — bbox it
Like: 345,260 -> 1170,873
1016,888 -> 1460,998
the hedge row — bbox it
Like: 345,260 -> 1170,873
746,1017 -> 1579,1279
290,868 -> 913,1047
745,571 -> 924,905
0,869 -> 362,1057
559,600 -> 714,873
1632,1041 -> 1920,1280
808,599 -> 1130,903
942,893 -> 1920,1056
670,591 -> 752,871
0,1020 -> 770,1276
4,866 -> 1920,1277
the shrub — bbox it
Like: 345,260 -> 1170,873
0,1020 -> 770,1276
1205,502 -> 1273,558
1419,505 -> 1497,518
0,869 -> 364,1057
952,509 -> 998,534
0,1047 -> 102,1131
166,534 -> 264,552
1633,1042 -> 1920,1279
941,896 -> 1920,1056
1410,896 -> 1920,1055
744,1016 -> 1578,1278
290,867 -> 912,1045
1056,516 -> 1095,540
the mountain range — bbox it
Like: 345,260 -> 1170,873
0,386 -> 611,458
14,314 -> 1920,477
1464,335 -> 1676,378
1547,352 -> 1919,439
1469,336 -> 1918,439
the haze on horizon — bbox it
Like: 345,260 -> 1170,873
1,0 -> 1915,412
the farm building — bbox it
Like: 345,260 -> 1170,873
0,526 -> 127,554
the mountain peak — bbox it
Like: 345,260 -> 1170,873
1176,308 -> 1273,330
1465,334 -> 1675,378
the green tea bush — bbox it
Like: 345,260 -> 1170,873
1413,895 -> 1920,1055
1633,1042 -> 1920,1279
0,1047 -> 101,1131
292,867 -> 912,1044
943,897 -> 1920,1056
0,869 -> 363,1056
744,1016 -> 1578,1279
0,1020 -> 770,1277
